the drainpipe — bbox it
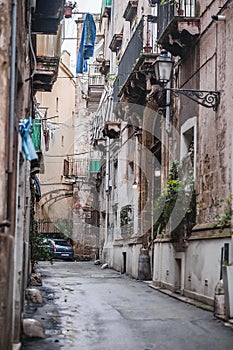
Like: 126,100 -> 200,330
104,90 -> 114,243
110,0 -> 114,76
105,137 -> 110,244
231,135 -> 233,263
165,80 -> 171,134
9,0 -> 17,173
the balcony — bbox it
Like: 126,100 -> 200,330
114,16 -> 158,104
32,0 -> 65,35
33,30 -> 62,92
123,1 -> 138,22
109,34 -> 123,53
33,56 -> 59,91
88,74 -> 105,112
157,0 -> 200,58
103,122 -> 121,139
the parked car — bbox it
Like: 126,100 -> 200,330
49,238 -> 74,260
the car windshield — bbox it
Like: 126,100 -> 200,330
53,240 -> 70,247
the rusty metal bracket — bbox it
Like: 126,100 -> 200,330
166,88 -> 220,111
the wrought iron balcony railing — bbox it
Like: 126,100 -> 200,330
114,15 -> 157,101
158,0 -> 197,41
88,74 -> 105,86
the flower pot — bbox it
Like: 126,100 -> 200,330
143,46 -> 153,53
65,6 -> 73,18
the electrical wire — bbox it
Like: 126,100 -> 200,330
44,151 -> 90,157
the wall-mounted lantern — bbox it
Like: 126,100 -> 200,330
153,49 -> 220,111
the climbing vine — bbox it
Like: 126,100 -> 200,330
153,160 -> 196,241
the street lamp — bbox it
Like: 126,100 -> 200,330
153,49 -> 220,111
154,166 -> 161,177
153,49 -> 174,84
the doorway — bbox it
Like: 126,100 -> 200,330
175,258 -> 182,293
122,252 -> 126,274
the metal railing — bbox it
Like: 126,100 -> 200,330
114,15 -> 158,101
88,74 -> 105,86
158,0 -> 197,40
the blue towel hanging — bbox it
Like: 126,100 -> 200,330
76,13 -> 96,74
19,117 -> 38,161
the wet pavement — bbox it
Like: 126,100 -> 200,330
21,261 -> 233,350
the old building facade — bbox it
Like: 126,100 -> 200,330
36,50 -> 76,238
90,0 -> 159,276
152,0 -> 233,308
89,0 -> 233,314
0,1 -> 65,349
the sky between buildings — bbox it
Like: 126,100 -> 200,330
62,0 -> 102,75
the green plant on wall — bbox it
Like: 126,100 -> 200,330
212,195 -> 233,233
161,0 -> 181,5
30,182 -> 53,266
153,160 -> 196,241
120,205 -> 133,226
106,72 -> 116,81
120,205 -> 133,236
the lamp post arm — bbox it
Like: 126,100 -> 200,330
165,88 -> 220,111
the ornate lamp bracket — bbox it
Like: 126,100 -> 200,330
167,88 -> 220,111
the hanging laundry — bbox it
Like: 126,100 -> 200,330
19,117 -> 38,161
76,13 -> 96,74
34,175 -> 41,202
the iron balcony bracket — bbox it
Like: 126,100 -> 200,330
166,88 -> 220,111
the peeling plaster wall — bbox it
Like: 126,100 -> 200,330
112,243 -> 142,278
0,1 -> 32,348
36,56 -> 75,229
153,0 -> 233,304
197,1 -> 233,224
103,0 -> 158,273
153,237 -> 231,304
184,238 -> 231,302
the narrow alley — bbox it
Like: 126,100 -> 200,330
22,261 -> 233,350
2,2 -> 233,349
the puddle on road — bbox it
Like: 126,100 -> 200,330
90,274 -> 122,279
45,329 -> 63,336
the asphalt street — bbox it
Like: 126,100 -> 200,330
21,261 -> 233,350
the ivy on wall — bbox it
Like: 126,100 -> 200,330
153,160 -> 196,241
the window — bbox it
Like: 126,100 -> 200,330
63,159 -> 69,176
180,117 -> 197,179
